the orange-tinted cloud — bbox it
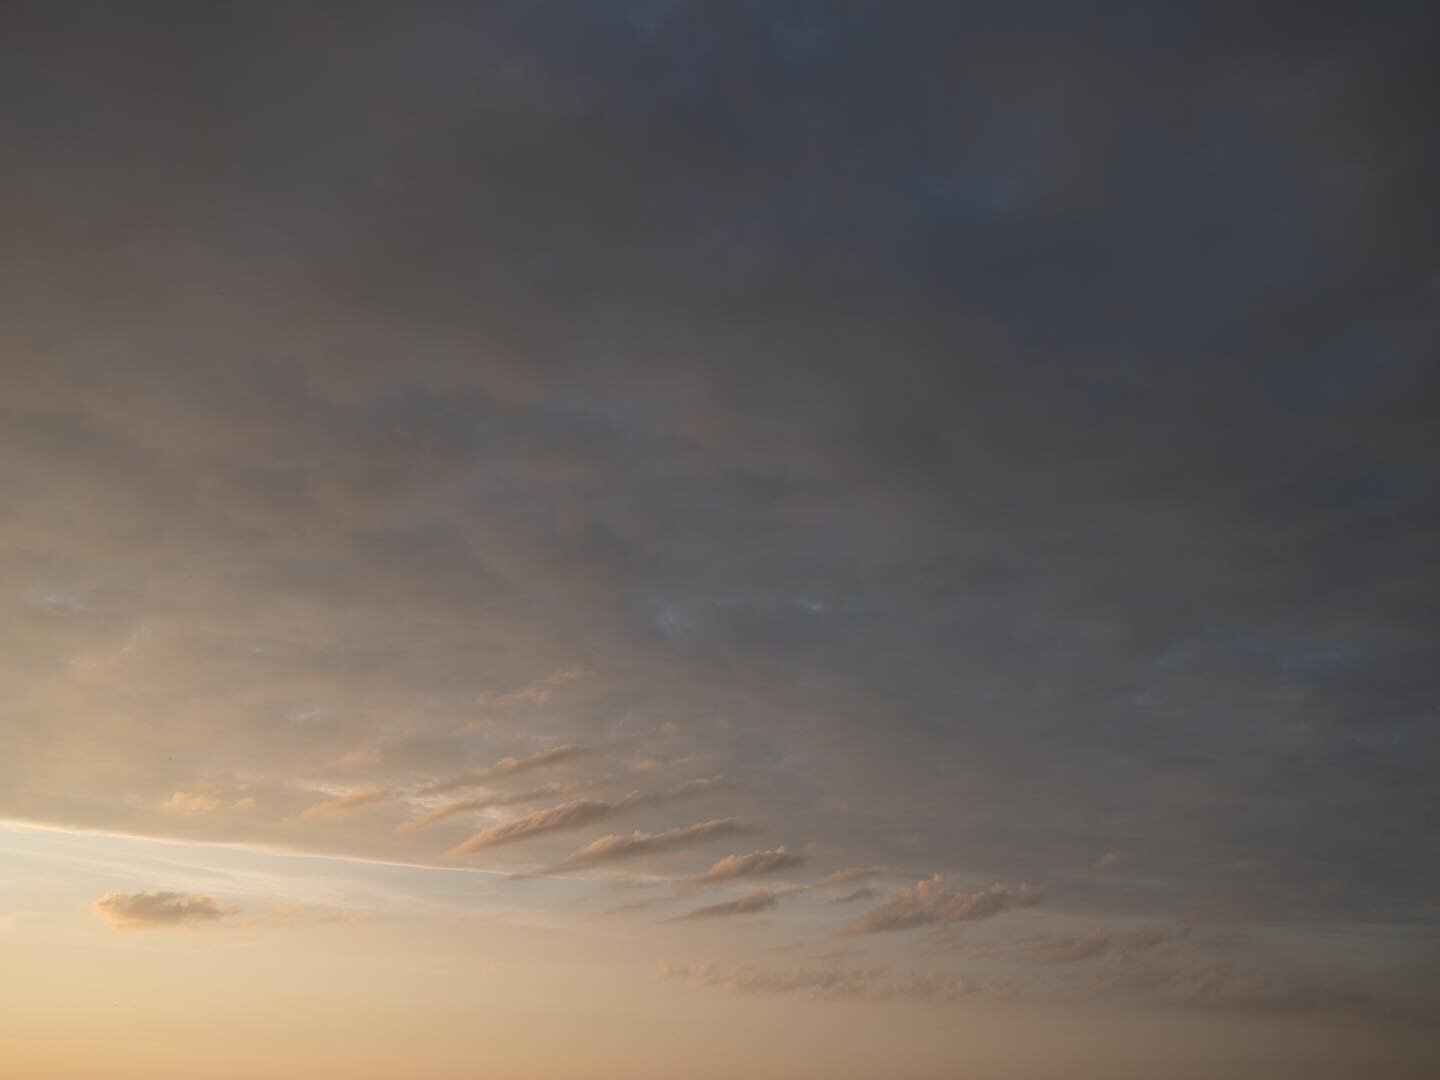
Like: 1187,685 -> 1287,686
843,875 -> 1041,935
445,776 -> 730,858
94,890 -> 230,931
670,889 -> 781,920
554,818 -> 755,870
683,847 -> 806,892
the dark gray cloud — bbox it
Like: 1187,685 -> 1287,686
2,1 -> 1436,1033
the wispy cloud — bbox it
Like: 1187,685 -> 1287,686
659,960 -> 970,1004
296,787 -> 393,821
1021,930 -> 1113,965
481,665 -> 590,709
815,866 -> 885,889
427,745 -> 595,795
162,791 -> 221,816
585,898 -> 661,920
398,781 -> 586,833
828,886 -> 878,905
94,890 -> 231,931
445,777 -> 729,858
682,847 -> 806,892
669,889 -> 781,921
553,818 -> 755,870
843,874 -> 1041,935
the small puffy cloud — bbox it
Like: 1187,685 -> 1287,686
554,818 -> 756,870
629,758 -> 662,775
427,745 -> 595,795
297,787 -> 393,821
1094,852 -> 1123,869
843,874 -> 1041,936
684,847 -> 806,891
94,891 -> 230,931
670,889 -> 780,921
445,777 -> 730,857
162,791 -> 220,815
829,886 -> 878,905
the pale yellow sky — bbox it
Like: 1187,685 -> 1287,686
3,821 -> 1437,1080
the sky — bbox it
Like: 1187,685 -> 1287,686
2,3 -> 1438,1077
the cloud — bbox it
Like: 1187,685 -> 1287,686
659,960 -> 970,1004
585,899 -> 660,920
427,745 -> 595,795
94,890 -> 230,931
1022,931 -> 1113,965
296,787 -> 393,821
683,847 -> 806,892
398,780 -> 584,833
446,798 -> 616,857
553,818 -> 756,870
162,791 -> 220,815
339,745 -> 384,767
1094,852 -> 1123,869
816,866 -> 885,888
843,875 -> 1042,936
669,889 -> 780,921
481,665 -> 590,709
445,776 -> 730,858
829,886 -> 878,905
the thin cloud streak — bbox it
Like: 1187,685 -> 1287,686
296,787 -> 393,822
445,777 -> 730,859
427,745 -> 596,796
398,781 -> 588,833
842,875 -> 1042,936
681,847 -> 806,893
668,888 -> 782,921
552,819 -> 756,870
